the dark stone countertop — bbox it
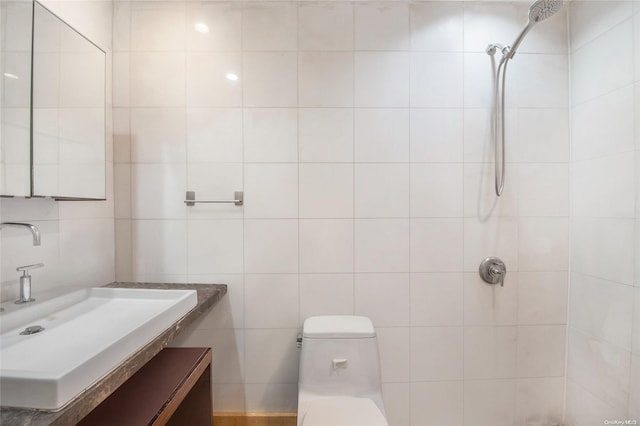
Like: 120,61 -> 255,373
0,282 -> 227,426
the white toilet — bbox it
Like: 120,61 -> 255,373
297,315 -> 389,426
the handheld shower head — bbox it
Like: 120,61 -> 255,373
506,0 -> 563,58
528,0 -> 563,23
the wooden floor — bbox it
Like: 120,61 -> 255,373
213,413 -> 297,426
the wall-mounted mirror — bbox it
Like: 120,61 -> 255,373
0,1 -> 32,197
0,0 -> 106,200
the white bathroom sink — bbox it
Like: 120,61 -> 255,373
0,287 -> 197,410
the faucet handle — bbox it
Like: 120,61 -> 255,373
17,263 -> 44,274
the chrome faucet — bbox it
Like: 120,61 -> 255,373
0,222 -> 42,310
0,222 -> 41,245
15,263 -> 44,304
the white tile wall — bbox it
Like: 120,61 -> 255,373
518,217 -> 569,271
570,273 -> 634,351
382,383 -> 411,426
572,154 -> 635,218
244,328 -> 299,384
298,52 -> 354,107
376,327 -> 410,382
299,164 -> 353,218
244,383 -> 298,412
131,164 -> 187,219
298,3 -> 353,51
299,219 -> 353,273
518,164 -> 569,217
410,273 -> 463,326
130,52 -> 185,107
244,164 -> 298,218
411,381 -> 463,426
569,1 -> 633,52
244,274 -> 298,328
518,108 -> 569,163
571,86 -> 635,162
515,378 -> 564,426
463,379 -> 516,426
243,219 -> 298,273
411,327 -> 463,381
355,109 -> 409,163
566,2 -> 639,424
187,220 -> 243,274
242,2 -> 297,52
130,108 -> 186,163
131,2 -> 185,52
629,354 -> 640,420
299,274 -> 353,319
410,3 -> 463,52
298,109 -> 353,162
355,164 -> 409,217
243,108 -> 297,163
354,273 -> 410,327
354,52 -> 410,108
463,217 -> 519,271
186,53 -> 242,107
568,330 -> 631,411
464,272 -> 518,326
463,326 -> 517,379
516,325 -> 566,378
411,52 -> 463,108
243,53 -> 297,107
186,2 -> 242,52
410,164 -> 463,218
518,271 -> 568,326
565,379 -> 627,426
571,218 -> 635,286
132,219 -> 187,277
354,2 -> 409,52
354,219 -> 410,273
411,218 -> 463,272
111,1 -> 572,424
410,108 -> 463,163
571,18 -> 634,106
513,54 -> 569,109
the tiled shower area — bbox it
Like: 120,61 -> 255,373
0,0 -> 638,425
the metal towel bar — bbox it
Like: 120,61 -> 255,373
184,191 -> 243,206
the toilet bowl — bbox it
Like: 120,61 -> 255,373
297,315 -> 389,426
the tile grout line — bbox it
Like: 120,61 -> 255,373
352,1 -> 356,318
239,0 -> 248,409
407,2 -> 413,424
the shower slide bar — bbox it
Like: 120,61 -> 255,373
184,191 -> 244,206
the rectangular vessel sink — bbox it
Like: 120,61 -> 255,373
0,287 -> 197,410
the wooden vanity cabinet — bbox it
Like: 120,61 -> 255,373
77,347 -> 212,426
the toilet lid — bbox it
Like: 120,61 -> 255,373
301,397 -> 388,426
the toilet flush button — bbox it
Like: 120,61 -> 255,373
332,358 -> 348,369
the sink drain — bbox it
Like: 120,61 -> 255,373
20,325 -> 44,335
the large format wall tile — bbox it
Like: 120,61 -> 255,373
106,1 -> 574,422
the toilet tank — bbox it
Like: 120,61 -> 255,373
298,316 -> 383,398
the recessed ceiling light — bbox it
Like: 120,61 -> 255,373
225,73 -> 239,81
194,22 -> 209,34
3,72 -> 19,79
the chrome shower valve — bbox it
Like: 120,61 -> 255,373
479,257 -> 507,287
